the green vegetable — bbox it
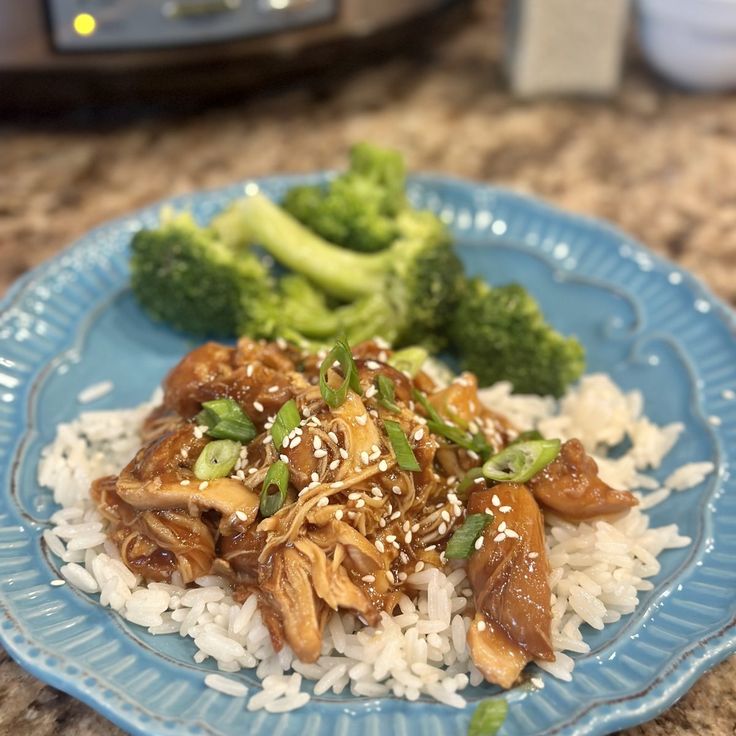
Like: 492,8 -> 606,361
383,420 -> 420,471
457,467 -> 485,500
319,338 -> 362,408
468,698 -> 508,736
388,346 -> 429,377
510,429 -> 543,444
129,212 -> 343,343
194,439 -> 241,481
482,439 -> 561,484
412,389 -> 491,459
213,190 -> 465,352
283,142 -> 407,253
196,398 -> 256,443
450,279 -> 585,398
259,461 -> 289,517
271,399 -> 301,450
445,513 -> 494,559
376,375 -> 400,413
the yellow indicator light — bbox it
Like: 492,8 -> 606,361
73,13 -> 97,37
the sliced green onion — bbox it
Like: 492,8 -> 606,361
468,698 -> 508,736
482,439 -> 561,484
271,399 -> 301,451
388,346 -> 428,377
196,398 -> 256,443
413,389 -> 491,460
259,461 -> 289,517
319,338 -> 362,408
510,429 -> 544,445
457,467 -> 485,500
445,513 -> 494,559
194,439 -> 241,481
383,420 -> 420,471
377,374 -> 400,413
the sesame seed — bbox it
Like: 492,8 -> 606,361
398,571 -> 408,582
348,492 -> 361,500
438,522 -> 447,536
391,510 -> 401,520
371,487 -> 383,498
467,450 -> 479,461
378,460 -> 388,472
415,561 -> 425,573
329,459 -> 340,470
289,437 -> 302,449
267,386 -> 279,393
477,620 -> 486,632
505,529 -> 519,539
426,544 -> 436,551
328,432 -> 339,443
484,507 -> 493,516
499,505 -> 512,513
298,487 -> 310,497
493,532 -> 506,543
447,492 -> 458,503
279,454 -> 289,463
263,435 -> 273,445
361,451 -> 370,465
253,401 -> 264,412
386,570 -> 395,584
294,428 -> 303,436
311,472 -> 319,483
50,579 -> 66,587
402,520 -> 410,532
386,535 -> 397,543
491,495 -> 501,507
180,448 -> 189,459
313,449 -> 328,458
339,448 -> 349,459
180,479 -> 190,486
317,497 -> 329,508
313,436 -> 322,450
356,499 -> 365,508
405,531 -> 413,544
439,551 -> 447,564
362,574 -> 375,583
335,510 -> 344,520
366,360 -> 381,370
474,536 -> 484,550
199,481 -> 209,491
392,540 -> 400,549
365,385 -> 378,399
282,436 -> 290,449
235,510 -> 248,521
369,450 -> 381,461
331,481 -> 344,489
441,510 -> 451,523
356,415 -> 368,426
413,428 -> 424,442
379,518 -> 386,528
392,485 -> 402,495
531,676 -> 545,689
308,480 -> 320,489
454,506 -> 462,517
246,364 -> 254,377
498,521 -> 507,532
375,540 -> 385,553
528,552 -> 539,559
248,467 -> 257,474
369,409 -> 379,418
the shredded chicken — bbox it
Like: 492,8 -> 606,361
91,337 -> 638,686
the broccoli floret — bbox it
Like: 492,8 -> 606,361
449,279 -> 585,398
130,212 -> 273,338
130,213 -> 339,343
282,142 -> 407,253
213,192 -> 464,351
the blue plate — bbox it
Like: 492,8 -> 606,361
1,174 -> 735,736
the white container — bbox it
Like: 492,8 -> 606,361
638,0 -> 736,90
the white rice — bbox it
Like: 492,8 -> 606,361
77,380 -> 114,405
38,374 -> 713,712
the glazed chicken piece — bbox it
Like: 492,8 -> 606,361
466,483 -> 554,688
528,438 -> 637,520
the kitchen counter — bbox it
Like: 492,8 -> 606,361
1,1 -> 735,734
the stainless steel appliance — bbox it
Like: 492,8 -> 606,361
0,0 -> 462,108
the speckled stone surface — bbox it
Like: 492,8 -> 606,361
0,1 -> 735,734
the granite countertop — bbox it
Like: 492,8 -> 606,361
1,1 -> 735,733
